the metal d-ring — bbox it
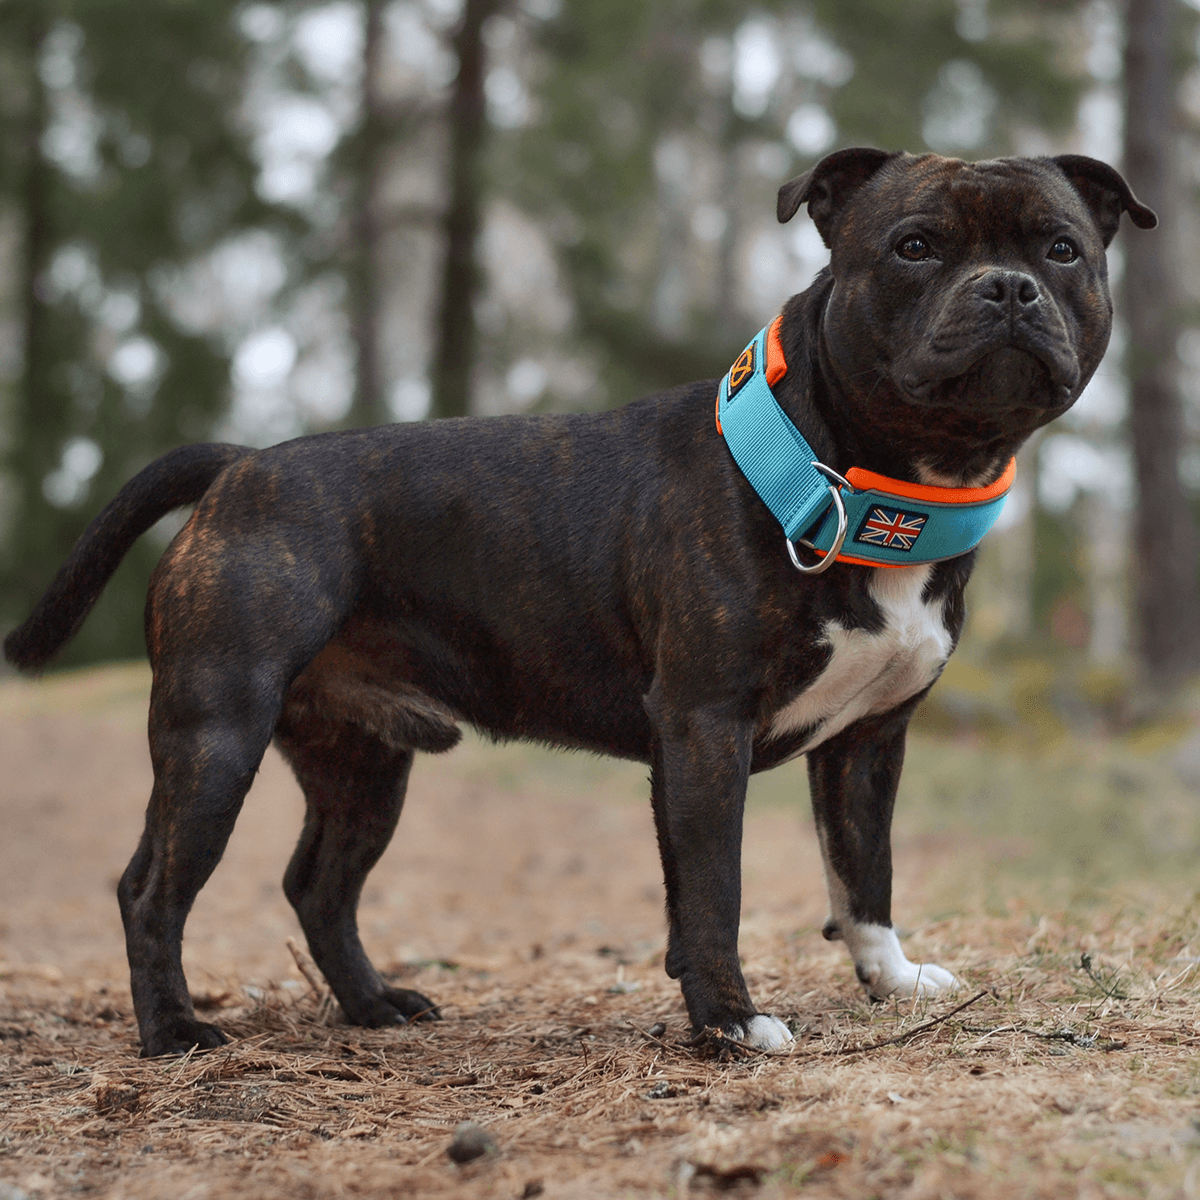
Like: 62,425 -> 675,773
785,464 -> 849,575
811,461 -> 852,491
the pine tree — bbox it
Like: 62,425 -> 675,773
0,0 -> 281,665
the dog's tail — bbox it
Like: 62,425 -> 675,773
4,442 -> 248,673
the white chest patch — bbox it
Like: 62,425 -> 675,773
768,564 -> 952,754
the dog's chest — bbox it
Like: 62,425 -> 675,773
769,565 -> 952,754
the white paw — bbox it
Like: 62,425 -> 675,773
729,1014 -> 794,1051
865,959 -> 960,1000
847,924 -> 961,1000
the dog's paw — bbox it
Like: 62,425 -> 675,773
725,1014 -> 794,1051
863,960 -> 960,1000
345,986 -> 441,1028
139,1018 -> 228,1059
381,986 -> 441,1023
849,924 -> 960,1000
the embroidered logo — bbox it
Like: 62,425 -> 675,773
726,342 -> 756,400
854,505 -> 927,551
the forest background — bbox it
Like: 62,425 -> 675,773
0,0 -> 1196,729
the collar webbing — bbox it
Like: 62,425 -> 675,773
716,317 -> 1014,568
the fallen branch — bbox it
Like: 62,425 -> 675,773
286,937 -> 328,1000
626,1019 -> 670,1049
1016,1027 -> 1124,1052
824,989 -> 992,1057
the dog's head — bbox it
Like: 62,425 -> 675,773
777,148 -> 1155,479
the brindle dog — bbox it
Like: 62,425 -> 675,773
5,148 -> 1154,1057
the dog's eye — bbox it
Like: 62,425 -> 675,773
896,236 -> 930,261
1048,238 -> 1078,264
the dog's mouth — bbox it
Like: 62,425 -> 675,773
901,346 -> 1074,416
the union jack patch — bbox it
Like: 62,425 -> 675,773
854,505 -> 927,551
726,342 -> 756,399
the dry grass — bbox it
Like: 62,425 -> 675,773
6,908 -> 1200,1199
3,664 -> 1200,1198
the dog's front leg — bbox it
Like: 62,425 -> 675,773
807,708 -> 960,1000
648,696 -> 793,1051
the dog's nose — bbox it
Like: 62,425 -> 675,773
976,269 -> 1041,310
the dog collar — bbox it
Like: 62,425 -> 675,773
715,317 -> 1015,572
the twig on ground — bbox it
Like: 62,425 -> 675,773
285,938 -> 329,1001
168,1043 -> 200,1080
627,1019 -> 670,1049
824,989 -> 992,1058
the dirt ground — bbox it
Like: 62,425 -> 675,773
4,664 -> 1200,1199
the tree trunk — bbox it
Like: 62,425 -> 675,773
1123,0 -> 1200,687
429,0 -> 500,419
1085,489 -> 1129,664
4,9 -> 64,612
346,0 -> 387,428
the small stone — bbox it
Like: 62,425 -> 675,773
446,1121 -> 497,1164
0,1185 -> 31,1200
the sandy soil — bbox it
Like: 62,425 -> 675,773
3,665 -> 1200,1199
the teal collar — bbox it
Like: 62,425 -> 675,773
716,319 -> 1015,573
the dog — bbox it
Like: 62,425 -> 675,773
4,148 -> 1154,1058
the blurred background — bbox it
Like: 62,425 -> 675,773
0,0 -> 1199,739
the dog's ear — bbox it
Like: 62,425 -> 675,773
777,147 -> 899,243
1050,155 -> 1157,247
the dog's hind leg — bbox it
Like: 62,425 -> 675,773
807,708 -> 960,1000
275,722 -> 440,1029
121,503 -> 362,1057
119,683 -> 279,1058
